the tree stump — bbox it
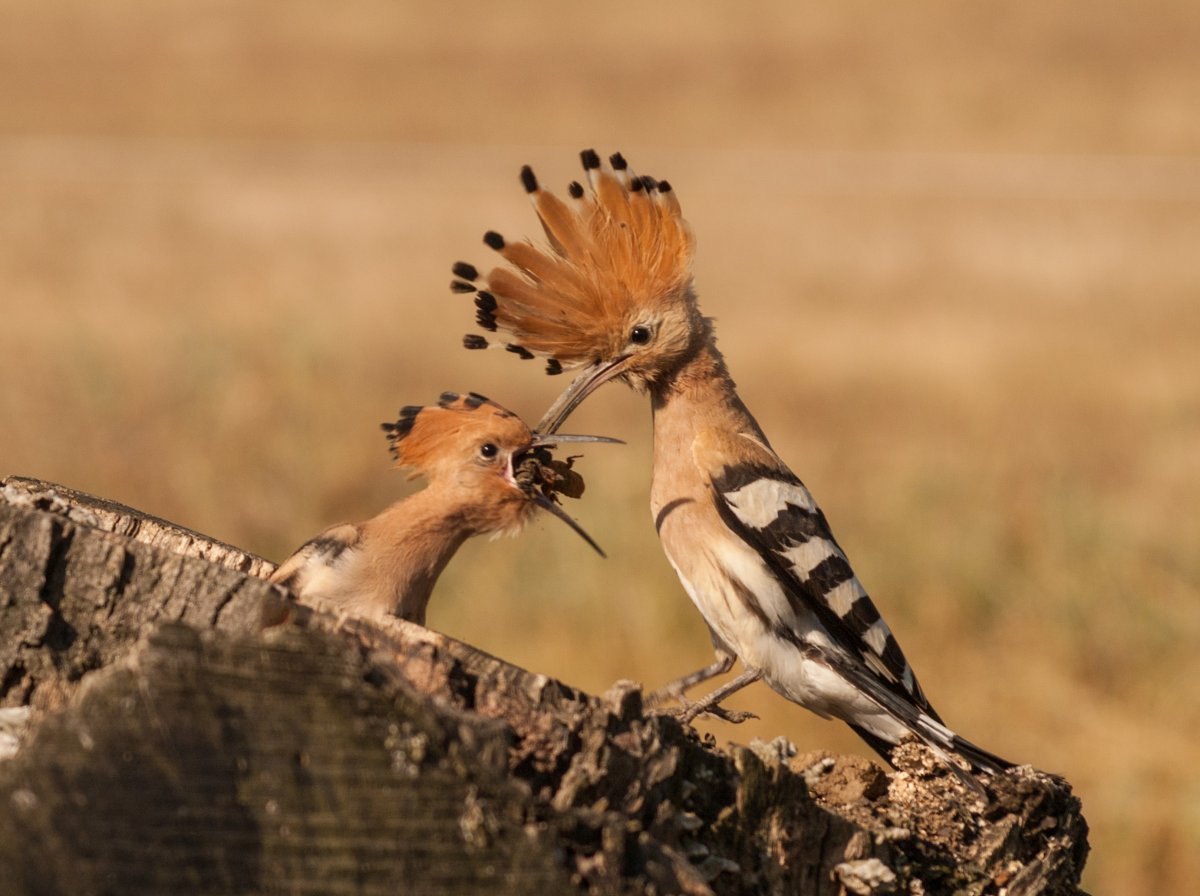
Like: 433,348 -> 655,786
0,476 -> 1089,895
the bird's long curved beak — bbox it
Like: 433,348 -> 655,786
529,433 -> 624,448
534,356 -> 631,435
532,492 -> 606,558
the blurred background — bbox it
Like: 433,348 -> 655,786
2,2 -> 1198,891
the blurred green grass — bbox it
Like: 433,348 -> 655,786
2,3 -> 1199,892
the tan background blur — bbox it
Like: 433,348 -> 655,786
2,2 -> 1198,891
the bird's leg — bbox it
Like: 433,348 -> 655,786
675,668 -> 763,724
646,650 -> 736,707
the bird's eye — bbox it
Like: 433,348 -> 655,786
630,325 -> 652,345
479,442 -> 499,459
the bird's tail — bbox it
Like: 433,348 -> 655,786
849,723 -> 1005,801
837,657 -> 1013,797
921,717 -> 1015,776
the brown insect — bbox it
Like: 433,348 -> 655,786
513,447 -> 586,502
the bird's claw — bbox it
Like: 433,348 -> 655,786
697,704 -> 758,724
659,698 -> 757,725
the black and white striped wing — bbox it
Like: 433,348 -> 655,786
710,463 -> 936,716
269,523 -> 361,596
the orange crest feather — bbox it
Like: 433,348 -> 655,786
451,150 -> 695,371
381,392 -> 529,478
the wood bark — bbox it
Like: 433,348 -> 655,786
0,476 -> 1089,895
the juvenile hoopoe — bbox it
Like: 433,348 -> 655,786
449,150 -> 1014,786
270,391 -> 615,625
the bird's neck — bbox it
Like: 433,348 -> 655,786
362,487 -> 473,623
650,327 -> 767,447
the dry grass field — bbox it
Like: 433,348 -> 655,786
2,3 -> 1198,892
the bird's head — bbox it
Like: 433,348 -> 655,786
381,391 -> 615,553
452,149 -> 702,433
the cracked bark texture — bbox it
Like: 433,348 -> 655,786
0,476 -> 1089,895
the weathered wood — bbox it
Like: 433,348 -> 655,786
0,480 -> 273,713
1,476 -> 274,578
0,477 -> 1090,894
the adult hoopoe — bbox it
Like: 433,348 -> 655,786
270,391 -> 616,625
449,150 -> 1014,788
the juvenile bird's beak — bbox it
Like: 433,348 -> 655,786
529,433 -> 625,448
532,492 -> 606,558
535,356 -> 632,435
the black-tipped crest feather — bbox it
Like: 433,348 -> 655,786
452,261 -> 479,281
456,149 -> 695,368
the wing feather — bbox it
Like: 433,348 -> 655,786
270,524 -> 362,597
710,462 -> 933,715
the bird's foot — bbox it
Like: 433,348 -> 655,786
664,698 -> 758,725
649,666 -> 762,724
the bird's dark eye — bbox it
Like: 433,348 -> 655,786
630,325 -> 652,345
479,442 -> 499,459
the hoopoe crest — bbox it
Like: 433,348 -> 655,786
452,150 -> 704,409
